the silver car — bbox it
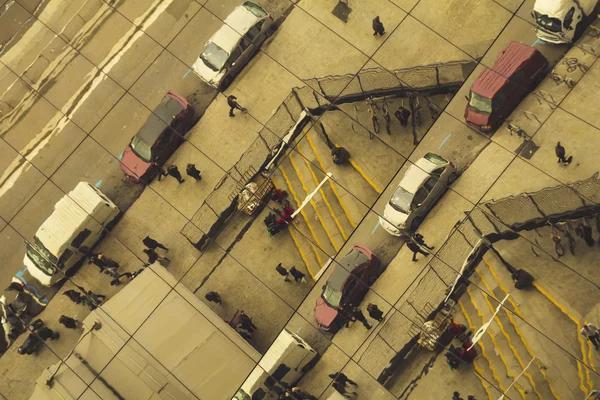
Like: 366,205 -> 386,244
380,153 -> 457,235
192,1 -> 276,90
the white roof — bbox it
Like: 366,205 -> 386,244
398,158 -> 437,194
210,5 -> 261,52
259,329 -> 304,373
534,0 -> 571,15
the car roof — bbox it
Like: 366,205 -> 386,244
327,265 -> 350,292
210,4 -> 262,51
398,157 -> 437,194
471,42 -> 541,98
137,95 -> 183,144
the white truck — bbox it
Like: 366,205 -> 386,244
24,182 -> 120,286
533,0 -> 599,43
233,329 -> 318,400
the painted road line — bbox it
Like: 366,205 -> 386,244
306,134 -> 357,227
372,220 -> 380,235
438,133 -> 452,149
182,68 -> 192,79
297,147 -> 348,241
279,165 -> 325,267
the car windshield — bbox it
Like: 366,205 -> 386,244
322,283 -> 342,308
26,244 -> 55,275
389,186 -> 413,213
534,11 -> 562,32
424,153 -> 448,165
233,390 -> 251,400
200,42 -> 229,72
468,92 -> 492,114
243,1 -> 267,18
130,135 -> 153,163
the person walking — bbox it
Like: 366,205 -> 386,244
59,315 -> 81,330
227,95 -> 246,117
205,291 -> 222,304
186,164 -> 202,182
581,323 -> 600,350
329,372 -> 358,388
372,16 -> 385,36
367,303 -> 384,322
275,263 -> 291,282
555,141 -> 573,165
88,253 -> 107,272
452,392 -> 464,400
239,311 -> 257,332
36,326 -> 60,341
142,236 -> 168,252
394,106 -> 411,127
143,248 -> 170,264
575,223 -> 595,247
164,165 -> 185,183
289,266 -> 307,283
351,307 -> 372,330
414,233 -> 434,250
63,290 -> 83,304
407,238 -> 429,262
332,380 -> 357,398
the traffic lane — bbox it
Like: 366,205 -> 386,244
410,0 -> 512,60
128,49 -> 218,118
114,0 -> 202,47
204,0 -> 293,22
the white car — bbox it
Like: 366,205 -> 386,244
380,153 -> 457,235
192,1 -> 275,90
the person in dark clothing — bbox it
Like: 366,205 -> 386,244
205,291 -> 222,304
83,291 -> 106,310
271,188 -> 288,203
59,315 -> 81,330
275,263 -> 291,281
227,95 -> 246,117
289,266 -> 306,283
18,333 -> 41,355
452,392 -> 464,400
276,206 -> 295,225
63,290 -> 83,304
351,307 -> 372,329
37,327 -> 60,341
143,248 -> 170,264
239,311 -> 257,332
407,239 -> 429,262
329,372 -> 358,388
332,146 -> 350,165
164,165 -> 185,183
142,236 -> 168,251
555,141 -> 573,165
372,16 -> 385,36
367,303 -> 384,322
395,106 -> 411,127
186,164 -> 202,182
89,254 -> 107,272
332,380 -> 357,398
265,213 -> 282,236
467,396 -> 476,400
414,233 -> 434,250
575,223 -> 595,247
511,269 -> 534,289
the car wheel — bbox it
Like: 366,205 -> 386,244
448,172 -> 458,185
367,274 -> 377,286
219,76 -> 233,92
411,216 -> 424,231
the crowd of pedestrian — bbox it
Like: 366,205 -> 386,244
158,163 -> 203,184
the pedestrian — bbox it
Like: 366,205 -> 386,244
414,233 -> 434,250
103,265 -> 120,280
289,266 -> 307,283
239,311 -> 258,332
227,95 -> 246,117
351,307 -> 372,330
329,372 -> 358,388
205,291 -> 222,304
62,289 -> 83,304
332,380 -> 357,398
17,333 -> 41,355
88,254 -> 106,272
467,396 -> 476,400
275,263 -> 291,282
275,206 -> 295,225
372,16 -> 385,36
36,326 -> 60,341
407,238 -> 429,262
452,392 -> 464,400
555,141 -> 573,165
332,146 -> 351,165
142,236 -> 168,252
575,223 -> 595,247
110,272 -> 133,286
186,164 -> 202,182
394,106 -> 411,127
59,315 -> 81,330
235,326 -> 252,340
270,188 -> 288,203
290,387 -> 316,400
511,269 -> 534,289
83,291 -> 106,310
164,165 -> 185,183
581,323 -> 600,350
367,303 -> 384,322
143,248 -> 170,264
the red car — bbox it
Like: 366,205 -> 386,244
314,244 -> 381,332
120,91 -> 195,183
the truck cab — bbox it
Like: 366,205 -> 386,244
533,0 -> 599,43
24,182 -> 120,286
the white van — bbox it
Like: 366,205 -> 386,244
533,0 -> 599,43
24,182 -> 120,286
233,329 -> 318,399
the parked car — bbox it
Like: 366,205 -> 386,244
192,1 -> 276,90
533,0 -> 599,44
314,245 -> 381,332
464,42 -> 548,133
119,90 -> 195,184
380,153 -> 457,235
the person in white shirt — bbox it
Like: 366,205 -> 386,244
581,323 -> 600,350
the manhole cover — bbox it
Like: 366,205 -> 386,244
518,140 -> 539,159
332,2 -> 352,23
